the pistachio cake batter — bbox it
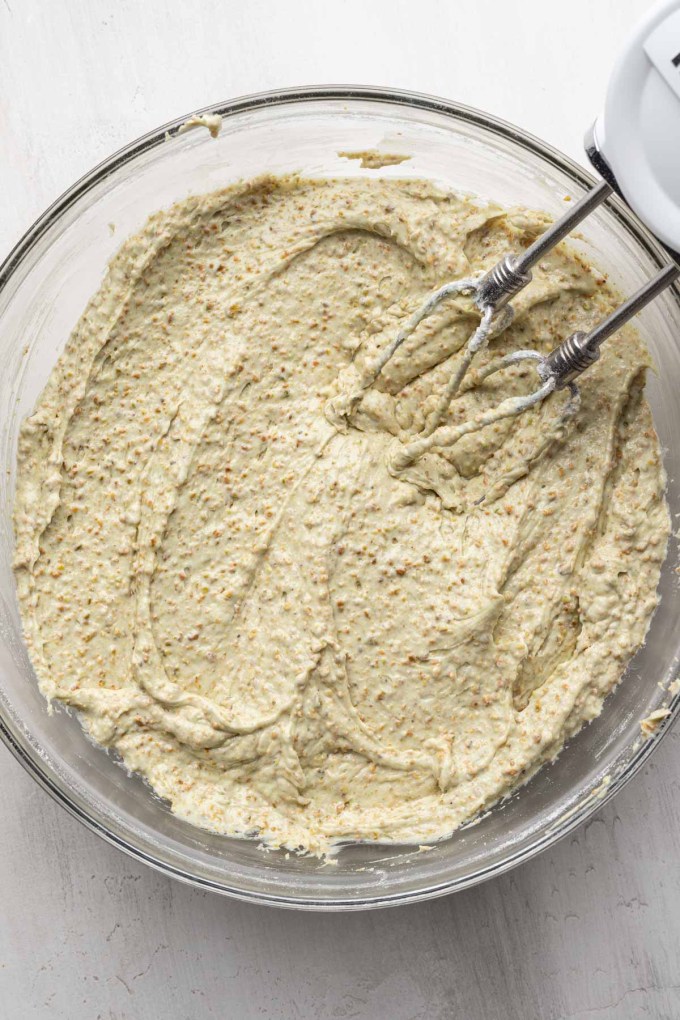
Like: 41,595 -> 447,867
13,175 -> 669,854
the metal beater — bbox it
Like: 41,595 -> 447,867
377,0 -> 680,472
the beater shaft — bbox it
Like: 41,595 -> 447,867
476,180 -> 613,309
543,262 -> 680,387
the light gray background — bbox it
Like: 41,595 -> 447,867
1,1 -> 678,1017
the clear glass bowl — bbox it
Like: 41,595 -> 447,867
1,86 -> 679,910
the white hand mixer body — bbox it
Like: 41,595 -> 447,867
358,0 -> 680,475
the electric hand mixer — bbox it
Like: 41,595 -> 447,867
361,0 -> 680,475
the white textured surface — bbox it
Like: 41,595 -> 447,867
2,1 -> 680,1017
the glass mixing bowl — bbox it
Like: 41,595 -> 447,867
1,87 -> 679,910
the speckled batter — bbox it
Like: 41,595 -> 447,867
13,175 -> 669,854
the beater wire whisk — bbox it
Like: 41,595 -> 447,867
365,178 -> 679,472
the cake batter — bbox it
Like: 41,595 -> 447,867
13,175 -> 669,854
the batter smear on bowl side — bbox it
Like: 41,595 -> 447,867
13,175 -> 669,855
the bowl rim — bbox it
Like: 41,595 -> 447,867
0,83 -> 678,910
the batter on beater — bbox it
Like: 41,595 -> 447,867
13,174 -> 669,854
